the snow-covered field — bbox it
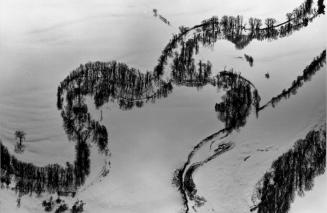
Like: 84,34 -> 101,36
1,0 -> 326,213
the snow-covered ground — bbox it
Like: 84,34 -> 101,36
1,0 -> 326,212
180,64 -> 326,213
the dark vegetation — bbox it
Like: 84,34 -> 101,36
153,9 -> 171,26
56,61 -> 175,191
55,203 -> 69,213
57,61 -> 173,111
172,47 -> 325,213
0,0 -> 325,212
3,61 -> 173,197
56,44 -> 261,213
318,0 -> 325,14
251,128 -> 326,213
42,196 -> 55,212
153,0 -> 322,78
42,196 -> 81,213
178,49 -> 326,210
259,49 -> 326,110
1,142 -> 78,195
71,200 -> 85,213
14,130 -> 26,147
172,69 -> 260,212
183,142 -> 234,209
215,71 -> 260,131
14,130 -> 26,153
244,54 -> 254,67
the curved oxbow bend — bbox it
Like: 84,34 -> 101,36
0,0 -> 326,213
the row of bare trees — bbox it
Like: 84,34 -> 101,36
0,0 -> 325,208
259,50 -> 326,110
154,0 -> 324,78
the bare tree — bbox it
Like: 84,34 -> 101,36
15,130 -> 26,146
14,130 -> 26,153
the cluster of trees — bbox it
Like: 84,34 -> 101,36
2,57 -> 262,200
1,138 -> 89,205
3,88 -> 96,196
152,0 -> 325,96
58,61 -> 173,111
153,0 -> 324,79
155,16 -> 324,134
251,128 -> 326,213
1,1 -> 324,211
200,0 -> 316,35
171,46 -> 214,87
214,71 -> 260,131
55,61 -> 177,197
167,40 -> 324,213
42,196 -> 60,212
56,52 -> 263,213
57,61 -> 176,181
318,0 -> 325,14
151,1 -> 325,212
0,142 -> 78,195
260,49 -> 326,110
167,33 -> 211,87
61,100 -> 107,155
244,54 -> 254,67
71,200 -> 85,213
198,6 -> 317,48
170,69 -> 262,212
55,203 -> 69,213
248,17 -> 264,32
154,33 -> 179,78
166,38 -> 261,132
42,196 -> 82,213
